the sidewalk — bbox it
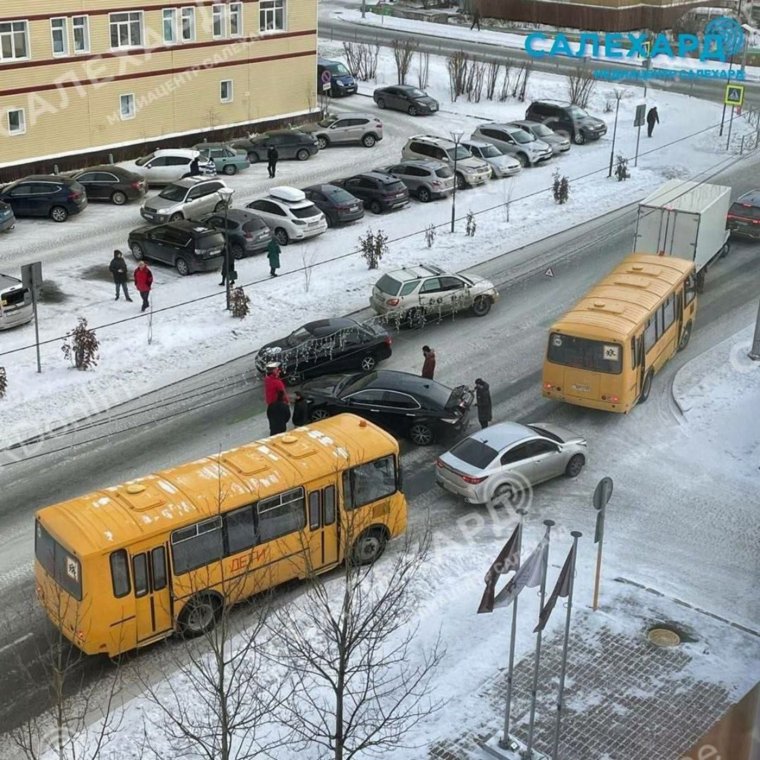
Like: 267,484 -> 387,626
427,324 -> 760,760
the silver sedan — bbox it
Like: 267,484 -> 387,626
436,421 -> 587,505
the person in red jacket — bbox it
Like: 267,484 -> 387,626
264,363 -> 289,406
421,345 -> 436,380
134,260 -> 153,312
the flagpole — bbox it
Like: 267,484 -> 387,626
525,519 -> 554,758
551,531 -> 582,760
500,508 -> 526,749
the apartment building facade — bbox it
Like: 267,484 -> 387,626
0,0 -> 318,169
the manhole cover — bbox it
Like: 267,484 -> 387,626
647,627 -> 682,647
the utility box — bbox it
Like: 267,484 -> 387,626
634,180 -> 731,273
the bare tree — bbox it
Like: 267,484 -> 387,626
498,60 -> 513,101
447,50 -> 470,101
502,178 -> 516,223
566,63 -> 596,108
342,42 -> 379,82
269,524 -> 444,760
466,61 -> 485,102
392,39 -> 416,85
416,50 -> 430,90
12,586 -> 124,760
301,246 -> 316,293
485,61 -> 501,100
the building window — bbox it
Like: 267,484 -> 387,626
0,21 -> 30,61
229,3 -> 243,36
50,18 -> 68,57
212,5 -> 226,38
7,108 -> 26,135
120,94 -> 136,120
72,16 -> 90,54
220,80 -> 233,103
180,7 -> 195,42
162,9 -> 177,43
260,0 -> 285,32
110,12 -> 143,49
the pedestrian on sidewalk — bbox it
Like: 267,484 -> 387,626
474,378 -> 492,429
109,250 -> 132,302
470,9 -> 481,30
264,362 -> 289,406
134,260 -> 153,312
219,252 -> 235,287
292,391 -> 309,427
267,389 -> 291,435
646,106 -> 659,137
421,345 -> 436,379
267,237 -> 281,277
267,145 -> 279,178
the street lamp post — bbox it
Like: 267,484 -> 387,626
450,130 -> 464,233
607,90 -> 622,179
218,187 -> 234,310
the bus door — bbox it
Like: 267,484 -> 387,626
131,544 -> 173,645
306,485 -> 339,573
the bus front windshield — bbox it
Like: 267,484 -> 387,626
547,333 -> 622,374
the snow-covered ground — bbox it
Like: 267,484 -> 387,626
29,319 -> 760,760
0,41 -> 755,448
335,8 -> 760,81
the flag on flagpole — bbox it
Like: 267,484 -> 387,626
534,542 -> 576,633
480,536 -> 548,613
477,523 -> 522,614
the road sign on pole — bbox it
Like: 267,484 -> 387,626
21,262 -> 43,373
725,83 -> 745,107
634,103 -> 646,167
321,70 -> 332,93
592,477 -> 613,611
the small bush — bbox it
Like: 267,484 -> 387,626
466,211 -> 477,237
62,317 -> 99,370
552,169 -> 570,204
0,367 -> 6,399
359,229 -> 389,269
615,154 -> 630,182
424,224 -> 436,248
230,287 -> 250,318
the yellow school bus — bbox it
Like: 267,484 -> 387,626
34,414 -> 407,656
542,253 -> 697,413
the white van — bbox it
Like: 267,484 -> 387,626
0,273 -> 33,330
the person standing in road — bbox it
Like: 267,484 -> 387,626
470,9 -> 481,30
292,391 -> 309,427
109,250 -> 132,302
267,237 -> 281,277
264,362 -> 289,406
267,389 -> 291,435
421,345 -> 436,379
474,378 -> 492,429
134,260 -> 153,312
267,145 -> 279,178
646,106 -> 659,137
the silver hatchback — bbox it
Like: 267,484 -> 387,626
140,177 -> 233,224
378,160 -> 455,202
436,421 -> 587,505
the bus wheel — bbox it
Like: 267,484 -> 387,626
638,371 -> 654,405
678,322 -> 692,352
351,528 -> 387,565
178,594 -> 221,637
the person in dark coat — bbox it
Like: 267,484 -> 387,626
189,156 -> 201,176
474,378 -> 492,429
292,391 -> 309,427
646,106 -> 659,138
134,260 -> 153,312
470,9 -> 481,30
267,390 -> 291,435
421,345 -> 436,379
267,145 -> 279,178
267,238 -> 281,277
109,250 -> 132,302
219,251 -> 235,287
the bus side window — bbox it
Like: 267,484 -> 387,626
151,547 -> 167,591
684,274 -> 696,305
643,317 -> 657,354
110,549 -> 131,598
344,455 -> 396,510
662,294 -> 675,332
323,485 -> 336,526
133,553 -> 149,598
225,505 -> 257,556
309,491 -> 321,531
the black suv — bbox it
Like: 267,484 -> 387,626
231,130 -> 319,163
525,101 -> 607,145
128,220 -> 225,275
727,190 -> 760,239
301,369 -> 473,446
0,175 -> 88,222
255,318 -> 393,382
336,172 -> 410,215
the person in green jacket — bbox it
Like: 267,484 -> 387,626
267,238 -> 281,277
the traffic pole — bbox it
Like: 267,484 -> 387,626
749,299 -> 760,361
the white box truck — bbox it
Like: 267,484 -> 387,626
634,180 -> 731,291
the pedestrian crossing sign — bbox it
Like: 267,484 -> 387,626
724,84 -> 744,107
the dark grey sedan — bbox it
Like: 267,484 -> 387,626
373,85 -> 439,116
303,184 -> 365,227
